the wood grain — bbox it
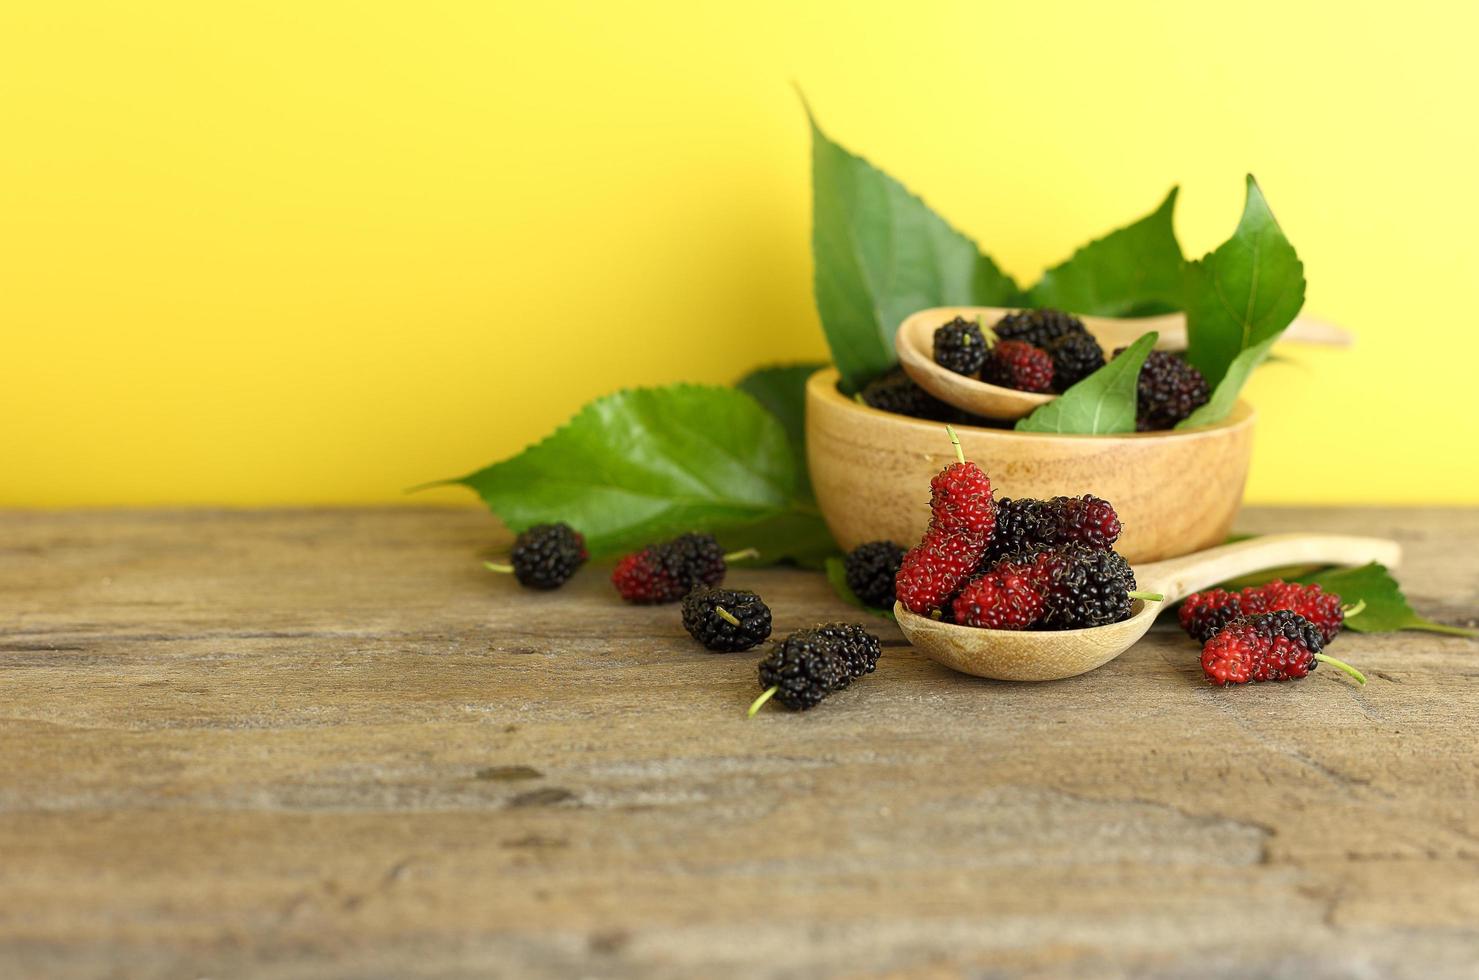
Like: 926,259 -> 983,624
3,506 -> 1478,978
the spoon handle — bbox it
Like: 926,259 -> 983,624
1135,534 -> 1401,605
1095,315 -> 1352,352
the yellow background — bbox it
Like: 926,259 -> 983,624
4,1 -> 1477,507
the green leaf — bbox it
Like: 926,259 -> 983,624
824,557 -> 895,621
1182,175 -> 1305,406
1176,335 -> 1277,430
449,385 -> 797,557
736,363 -> 825,499
1015,331 -> 1157,434
718,509 -> 838,570
1299,563 -> 1477,637
1027,188 -> 1184,316
809,109 -> 1020,392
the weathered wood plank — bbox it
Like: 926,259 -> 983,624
2,507 -> 1477,978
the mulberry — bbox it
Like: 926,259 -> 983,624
485,522 -> 587,590
681,587 -> 772,652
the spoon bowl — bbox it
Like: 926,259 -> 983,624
894,533 -> 1401,681
896,307 -> 1352,422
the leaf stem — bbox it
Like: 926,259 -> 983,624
715,606 -> 741,627
945,425 -> 965,464
1315,653 -> 1366,685
1413,621 -> 1479,638
747,686 -> 778,718
483,561 -> 514,574
1342,599 -> 1366,619
724,548 -> 760,563
1127,591 -> 1165,602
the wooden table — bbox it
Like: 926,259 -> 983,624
4,507 -> 1478,978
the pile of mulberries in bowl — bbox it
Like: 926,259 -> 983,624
930,308 -> 1211,431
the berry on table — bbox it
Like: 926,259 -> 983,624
1178,588 -> 1246,643
484,522 -> 587,590
1200,610 -> 1365,686
1179,581 -> 1354,645
612,533 -> 758,604
1243,581 -> 1349,644
748,623 -> 882,715
808,622 -> 883,678
681,587 -> 772,652
843,540 -> 906,609
951,567 -> 1044,629
981,340 -> 1054,393
1046,331 -> 1106,391
993,308 -> 1088,349
933,316 -> 988,376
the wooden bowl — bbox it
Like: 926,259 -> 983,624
805,368 -> 1256,564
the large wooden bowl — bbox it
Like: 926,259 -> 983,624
805,368 -> 1256,564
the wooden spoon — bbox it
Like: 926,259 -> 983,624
894,533 -> 1401,682
896,307 -> 1352,422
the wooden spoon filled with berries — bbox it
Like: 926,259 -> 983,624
891,428 -> 1399,681
895,306 -> 1350,424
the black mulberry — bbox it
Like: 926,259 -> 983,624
681,587 -> 772,652
933,316 -> 987,376
751,630 -> 851,713
843,541 -> 906,609
807,622 -> 883,678
1117,348 -> 1210,431
1014,544 -> 1139,630
1046,331 -> 1106,391
992,308 -> 1088,349
486,522 -> 587,590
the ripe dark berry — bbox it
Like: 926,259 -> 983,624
1052,495 -> 1123,551
750,630 -> 851,713
1200,610 -> 1364,686
928,426 -> 997,538
993,308 -> 1088,349
612,533 -> 753,604
951,568 -> 1044,629
1245,581 -> 1346,644
808,622 -> 883,678
681,587 -> 772,652
933,316 -> 987,376
860,369 -> 964,423
981,340 -> 1054,393
1046,331 -> 1106,391
1179,581 -> 1348,645
1178,588 -> 1246,643
896,525 -> 989,616
1116,348 -> 1210,431
1018,544 -> 1139,630
485,522 -> 587,589
984,495 -> 1121,565
843,541 -> 906,609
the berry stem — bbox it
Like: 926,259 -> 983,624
715,606 -> 741,627
1315,653 -> 1367,685
1343,599 -> 1367,619
724,547 -> 760,563
483,561 -> 514,574
747,686 -> 778,718
1127,590 -> 1165,602
945,425 -> 965,464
